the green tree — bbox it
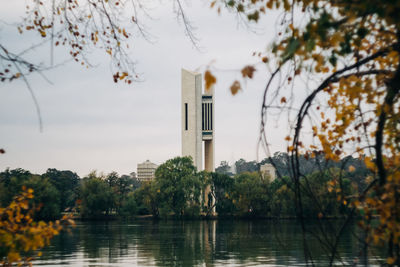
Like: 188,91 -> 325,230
231,172 -> 271,217
24,176 -> 61,221
300,170 -> 352,218
105,171 -> 119,188
80,174 -> 114,218
119,192 -> 138,218
215,161 -> 233,176
43,168 -> 80,212
154,156 -> 203,218
133,181 -> 159,216
0,169 -> 33,205
210,172 -> 236,215
234,158 -> 258,174
270,180 -> 296,217
115,174 -> 135,215
0,169 -> 61,220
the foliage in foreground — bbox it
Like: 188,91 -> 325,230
203,0 -> 400,264
0,187 -> 74,266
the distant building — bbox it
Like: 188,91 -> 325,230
137,160 -> 158,181
260,163 -> 276,181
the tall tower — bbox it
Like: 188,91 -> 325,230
181,69 -> 215,210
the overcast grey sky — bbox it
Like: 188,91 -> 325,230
0,1 -> 290,176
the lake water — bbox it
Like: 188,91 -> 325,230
34,220 -> 382,266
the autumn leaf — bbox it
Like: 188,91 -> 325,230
241,65 -> 256,79
204,70 -> 217,90
280,97 -> 287,103
0,188 -> 74,266
348,165 -> 355,172
230,80 -> 241,95
119,72 -> 128,80
39,29 -> 46,37
387,257 -> 396,265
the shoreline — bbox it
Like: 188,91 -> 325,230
73,214 -> 362,222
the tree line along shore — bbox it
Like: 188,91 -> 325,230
0,152 -> 370,220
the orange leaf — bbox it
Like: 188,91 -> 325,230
241,65 -> 256,79
387,257 -> 396,265
230,80 -> 241,95
39,29 -> 46,38
204,70 -> 217,90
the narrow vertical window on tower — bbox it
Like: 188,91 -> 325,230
202,103 -> 205,131
208,103 -> 211,130
185,103 -> 188,130
205,103 -> 208,130
210,103 -> 212,131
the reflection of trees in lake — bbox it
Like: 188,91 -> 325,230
134,221 -> 215,266
214,220 -> 378,266
38,220 -> 381,266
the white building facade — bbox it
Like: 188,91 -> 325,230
181,69 -> 215,210
260,163 -> 277,181
137,160 -> 158,182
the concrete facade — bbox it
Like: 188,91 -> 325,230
181,68 -> 215,211
181,69 -> 203,169
260,163 -> 276,181
137,160 -> 158,182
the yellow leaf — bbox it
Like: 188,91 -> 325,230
204,70 -> 217,90
387,257 -> 395,265
348,165 -> 355,172
364,157 -> 375,170
39,29 -> 46,38
119,72 -> 128,80
7,252 -> 21,262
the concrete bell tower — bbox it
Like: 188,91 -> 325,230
181,69 -> 215,210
